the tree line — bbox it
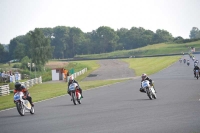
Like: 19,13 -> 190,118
0,26 -> 200,68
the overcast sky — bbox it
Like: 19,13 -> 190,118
0,0 -> 200,44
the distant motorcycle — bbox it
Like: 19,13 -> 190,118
183,59 -> 186,63
187,62 -> 190,66
14,92 -> 34,116
141,80 -> 157,100
68,83 -> 82,105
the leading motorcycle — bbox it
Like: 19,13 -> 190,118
68,83 -> 82,105
141,80 -> 157,100
14,91 -> 34,116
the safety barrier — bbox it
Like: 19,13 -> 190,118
20,76 -> 42,89
0,85 -> 10,96
0,76 -> 42,96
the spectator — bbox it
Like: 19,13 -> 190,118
0,71 -> 2,82
2,71 -> 5,82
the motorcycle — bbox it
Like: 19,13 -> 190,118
195,70 -> 199,80
14,92 -> 34,116
68,83 -> 82,105
183,59 -> 186,63
141,80 -> 157,100
187,62 -> 190,66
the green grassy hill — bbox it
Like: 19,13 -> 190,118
75,41 -> 200,58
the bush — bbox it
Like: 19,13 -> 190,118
12,64 -> 21,68
9,83 -> 15,90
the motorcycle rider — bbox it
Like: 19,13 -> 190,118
140,73 -> 156,93
187,60 -> 190,65
14,82 -> 34,107
193,65 -> 200,78
179,58 -> 182,63
67,76 -> 83,98
183,59 -> 186,63
194,60 -> 199,66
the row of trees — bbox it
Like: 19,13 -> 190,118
0,26 -> 199,68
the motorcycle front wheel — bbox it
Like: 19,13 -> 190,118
72,93 -> 77,105
16,102 -> 25,116
146,88 -> 153,100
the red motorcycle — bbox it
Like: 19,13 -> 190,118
68,83 -> 82,105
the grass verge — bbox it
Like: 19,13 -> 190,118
122,56 -> 181,76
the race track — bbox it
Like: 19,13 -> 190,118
0,54 -> 200,133
83,59 -> 135,81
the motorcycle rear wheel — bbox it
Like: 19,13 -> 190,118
153,93 -> 157,99
30,106 -> 35,114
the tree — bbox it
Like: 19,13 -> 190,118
0,43 -> 5,62
68,27 -> 85,57
95,26 -> 119,53
173,36 -> 184,43
153,29 -> 173,43
14,42 -> 25,60
51,26 -> 70,59
0,43 -> 9,63
116,28 -> 129,50
28,28 -> 54,67
189,27 -> 200,39
20,56 -> 31,70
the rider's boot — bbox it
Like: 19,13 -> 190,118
153,85 -> 157,93
140,88 -> 146,93
81,93 -> 83,98
154,88 -> 157,93
31,103 -> 34,107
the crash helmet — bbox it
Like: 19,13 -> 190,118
15,82 -> 22,90
69,76 -> 74,83
141,73 -> 147,80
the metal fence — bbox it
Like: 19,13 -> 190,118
0,76 -> 42,96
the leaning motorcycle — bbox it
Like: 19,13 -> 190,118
68,83 -> 82,105
14,92 -> 34,116
141,80 -> 157,100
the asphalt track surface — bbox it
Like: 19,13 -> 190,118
0,54 -> 200,133
83,59 -> 135,81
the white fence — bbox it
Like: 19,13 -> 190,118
20,76 -> 42,89
67,68 -> 87,82
0,85 -> 10,96
0,76 -> 42,96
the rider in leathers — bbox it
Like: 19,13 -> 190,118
67,76 -> 83,98
140,73 -> 156,93
193,65 -> 200,77
14,82 -> 34,107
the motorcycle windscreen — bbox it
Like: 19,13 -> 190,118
14,93 -> 20,101
69,85 -> 75,91
142,81 -> 149,88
